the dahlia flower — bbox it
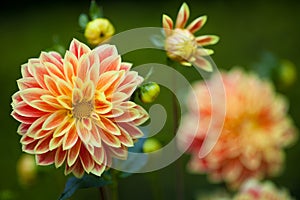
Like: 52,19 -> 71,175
179,68 -> 297,189
84,18 -> 115,46
11,39 -> 149,178
233,179 -> 295,200
162,2 -> 219,71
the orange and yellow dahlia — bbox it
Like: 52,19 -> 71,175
179,68 -> 297,189
162,2 -> 219,71
11,39 -> 148,178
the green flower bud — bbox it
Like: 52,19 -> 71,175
16,154 -> 37,187
143,138 -> 162,153
139,82 -> 160,103
277,59 -> 297,88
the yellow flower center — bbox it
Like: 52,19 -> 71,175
72,101 -> 94,119
165,28 -> 198,64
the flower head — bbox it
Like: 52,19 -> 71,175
11,39 -> 149,178
162,2 -> 219,71
233,179 -> 295,200
84,18 -> 115,46
179,68 -> 297,189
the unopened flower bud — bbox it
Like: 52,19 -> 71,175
277,59 -> 297,88
16,154 -> 37,187
143,138 -> 162,153
139,82 -> 160,103
84,18 -> 115,46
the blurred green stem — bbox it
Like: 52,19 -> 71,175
168,58 -> 185,200
110,170 -> 119,200
99,186 -> 107,200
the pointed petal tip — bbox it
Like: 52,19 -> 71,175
176,2 -> 190,28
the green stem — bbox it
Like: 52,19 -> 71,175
168,59 -> 184,200
99,186 -> 107,200
110,170 -> 119,200
111,181 -> 118,200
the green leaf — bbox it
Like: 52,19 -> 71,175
89,0 -> 103,20
58,174 -> 111,200
78,13 -> 89,29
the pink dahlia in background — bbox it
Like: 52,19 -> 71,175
11,39 -> 149,178
233,179 -> 295,200
162,2 -> 219,71
178,68 -> 297,189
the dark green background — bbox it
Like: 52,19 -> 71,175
0,0 -> 299,199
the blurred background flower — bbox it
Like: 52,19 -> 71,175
16,154 -> 37,187
179,68 -> 297,189
233,179 -> 295,200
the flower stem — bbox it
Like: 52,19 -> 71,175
110,170 -> 119,200
110,181 -> 118,200
99,186 -> 107,200
168,59 -> 185,200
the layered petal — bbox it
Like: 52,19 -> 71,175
11,38 -> 149,178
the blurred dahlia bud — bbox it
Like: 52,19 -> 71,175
233,179 -> 295,200
143,138 -> 162,153
276,59 -> 297,88
16,154 -> 37,187
139,82 -> 160,103
84,18 -> 115,46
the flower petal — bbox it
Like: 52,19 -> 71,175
162,14 -> 174,36
81,81 -> 95,101
192,55 -> 213,72
91,163 -> 106,176
55,146 -> 67,168
187,15 -> 207,33
40,51 -> 64,73
72,88 -> 83,104
67,139 -> 81,166
118,128 -> 134,147
36,151 -> 55,166
98,128 -> 121,148
196,35 -> 220,46
93,147 -> 105,165
100,55 -> 121,73
63,125 -> 79,150
64,50 -> 78,81
17,77 -> 40,90
44,75 -> 60,95
90,124 -> 102,147
79,145 -> 94,173
69,38 -> 90,59
20,88 -> 50,103
94,44 -> 118,63
99,117 -> 121,136
43,110 -> 68,130
14,101 -> 46,117
118,122 -> 144,139
175,2 -> 190,28
34,135 -> 51,154
49,135 -> 64,150
76,121 -> 91,144
97,71 -> 124,94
